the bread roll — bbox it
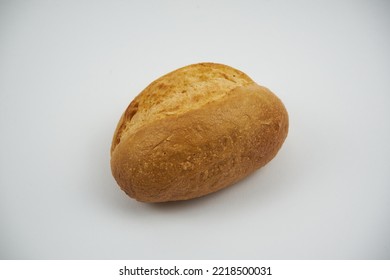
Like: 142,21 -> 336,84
110,63 -> 288,202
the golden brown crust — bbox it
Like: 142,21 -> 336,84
110,63 -> 253,155
111,62 -> 288,202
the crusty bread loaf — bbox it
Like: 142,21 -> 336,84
110,63 -> 288,202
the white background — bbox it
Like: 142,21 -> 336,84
1,0 -> 389,259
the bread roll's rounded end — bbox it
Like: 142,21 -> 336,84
110,63 -> 288,202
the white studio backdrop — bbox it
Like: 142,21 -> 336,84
0,0 -> 389,259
